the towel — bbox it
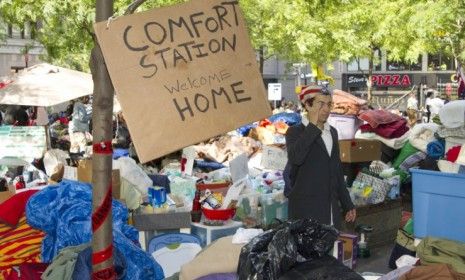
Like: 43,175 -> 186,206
409,123 -> 440,152
358,109 -> 403,128
355,130 -> 410,150
360,118 -> 409,139
426,139 -> 446,160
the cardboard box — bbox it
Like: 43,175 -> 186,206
77,159 -> 121,200
339,139 -> 382,163
0,190 -> 13,204
338,233 -> 358,269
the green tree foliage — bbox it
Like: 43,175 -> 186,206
397,0 -> 465,65
0,0 -> 185,71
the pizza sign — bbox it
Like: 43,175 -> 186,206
346,74 -> 412,88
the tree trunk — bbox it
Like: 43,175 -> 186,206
259,46 -> 265,74
90,0 -> 115,278
367,51 -> 374,104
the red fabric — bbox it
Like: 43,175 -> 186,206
446,146 -> 462,163
0,190 -> 39,227
58,117 -> 69,125
358,109 -> 403,128
5,263 -> 49,280
360,118 -> 409,139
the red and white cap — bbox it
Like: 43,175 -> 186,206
299,85 -> 323,103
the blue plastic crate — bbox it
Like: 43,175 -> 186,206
411,169 -> 465,242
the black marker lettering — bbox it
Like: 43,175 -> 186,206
140,55 -> 157,78
192,43 -> 209,58
123,26 -> 148,51
190,12 -> 205,37
154,47 -> 171,69
194,93 -> 210,112
211,87 -> 232,109
231,81 -> 251,102
145,21 -> 167,45
173,97 -> 194,121
222,34 -> 236,51
168,17 -> 195,42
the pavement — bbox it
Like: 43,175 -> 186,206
356,244 -> 394,274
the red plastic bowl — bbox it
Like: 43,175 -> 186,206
202,207 -> 236,221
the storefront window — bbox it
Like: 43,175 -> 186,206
387,55 -> 422,71
428,53 -> 455,71
347,50 -> 382,72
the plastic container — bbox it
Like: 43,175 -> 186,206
259,191 -> 288,226
202,207 -> 236,221
327,114 -> 362,140
411,168 -> 465,242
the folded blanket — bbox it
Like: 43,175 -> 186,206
426,139 -> 446,160
360,118 -> 409,139
355,130 -> 410,150
437,126 -> 465,139
358,109 -> 403,128
409,123 -> 440,153
399,152 -> 427,171
439,100 -> 465,128
0,216 -> 45,279
332,89 -> 367,105
438,160 -> 465,174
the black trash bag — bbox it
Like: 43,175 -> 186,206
237,219 -> 339,280
291,219 -> 339,260
278,255 -> 364,280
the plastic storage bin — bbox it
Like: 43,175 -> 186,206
191,220 -> 243,247
411,169 -> 465,242
259,192 -> 288,226
327,114 -> 362,140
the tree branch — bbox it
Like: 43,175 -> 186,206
124,0 -> 148,15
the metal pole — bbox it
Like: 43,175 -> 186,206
91,0 -> 115,279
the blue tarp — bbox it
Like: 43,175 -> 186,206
26,180 -> 164,280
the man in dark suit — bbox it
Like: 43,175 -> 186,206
285,85 -> 356,229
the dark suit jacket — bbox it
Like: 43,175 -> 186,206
285,122 -> 354,229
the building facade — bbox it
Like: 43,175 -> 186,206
0,20 -> 44,77
332,50 -> 458,109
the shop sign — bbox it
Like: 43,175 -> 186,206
346,74 -> 412,88
94,0 -> 271,163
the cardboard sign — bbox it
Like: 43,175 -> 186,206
229,153 -> 248,183
94,0 -> 271,163
267,83 -> 282,101
261,146 -> 287,171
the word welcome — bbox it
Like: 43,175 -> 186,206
164,69 -> 232,94
123,1 -> 240,78
173,80 -> 251,121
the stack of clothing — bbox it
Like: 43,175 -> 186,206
437,144 -> 465,174
331,89 -> 368,116
438,100 -> 465,152
356,110 -> 410,149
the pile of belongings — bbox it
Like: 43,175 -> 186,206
356,109 -> 410,150
331,89 -> 368,116
349,161 -> 402,207
0,190 -> 45,279
235,112 -> 301,145
383,236 -> 465,280
0,180 -> 165,280
436,100 -> 465,174
237,219 -> 363,280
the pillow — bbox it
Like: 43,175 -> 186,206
0,190 -> 39,227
